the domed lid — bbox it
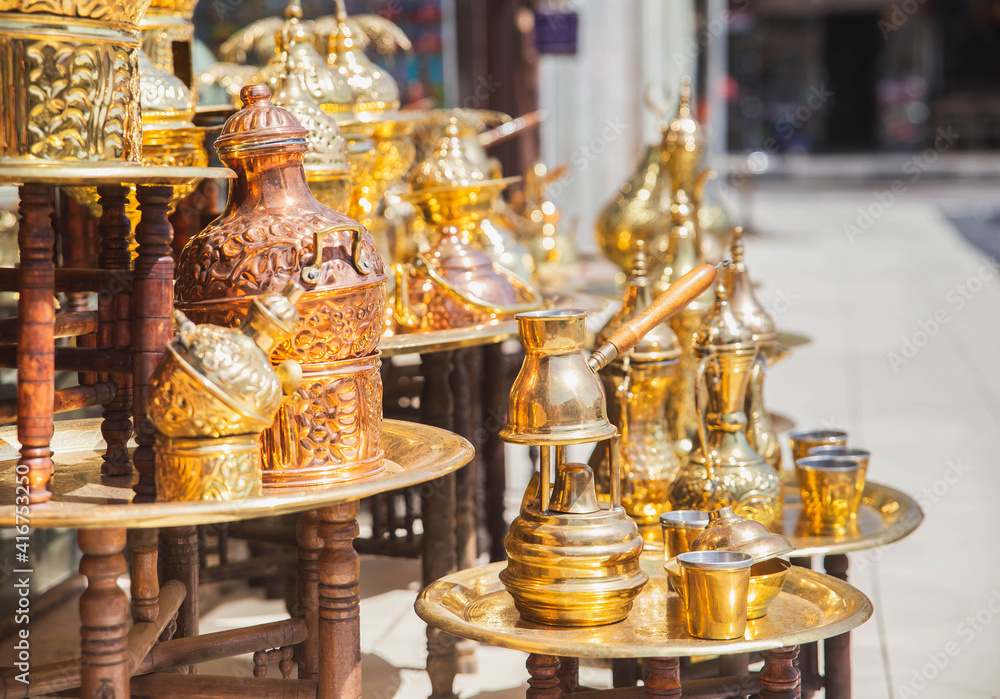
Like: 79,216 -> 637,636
597,244 -> 680,363
410,119 -> 488,192
139,49 -> 196,125
693,263 -> 756,351
690,506 -> 793,563
726,227 -> 778,348
325,0 -> 400,118
215,84 -> 309,158
665,77 -> 702,156
167,311 -> 284,428
271,45 -> 350,171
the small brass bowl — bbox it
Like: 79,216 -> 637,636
666,556 -> 790,620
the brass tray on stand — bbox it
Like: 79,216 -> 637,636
639,477 -> 923,558
415,556 -> 872,659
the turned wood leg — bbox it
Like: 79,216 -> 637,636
757,646 -> 800,699
129,529 -> 159,623
481,343 -> 508,563
526,654 -> 561,699
317,501 -> 361,699
78,528 -> 129,699
159,525 -> 199,651
420,351 -> 459,699
644,657 -> 682,698
58,191 -> 97,384
297,510 -> 322,681
612,658 -> 640,687
17,184 -> 55,504
824,555 -> 850,699
132,185 -> 174,500
96,185 -> 133,476
450,349 -> 478,675
556,657 -> 578,694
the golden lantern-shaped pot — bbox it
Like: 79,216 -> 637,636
175,84 -> 388,488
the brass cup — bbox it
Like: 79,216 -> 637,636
808,446 -> 870,518
795,456 -> 862,535
659,510 -> 711,560
789,428 -> 847,466
666,555 -> 790,620
676,551 -> 753,640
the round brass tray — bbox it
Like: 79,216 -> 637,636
0,164 -> 234,186
415,557 -> 872,658
639,477 -> 923,557
0,418 -> 473,530
380,290 -> 608,357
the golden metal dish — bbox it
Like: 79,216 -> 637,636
0,418 -> 473,529
416,557 -> 872,657
641,476 -> 923,557
0,164 -> 233,186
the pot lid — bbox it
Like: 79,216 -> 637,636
665,77 -> 702,156
409,118 -> 517,197
726,227 -> 778,348
690,506 -> 793,563
215,84 -> 308,158
692,263 -> 756,351
325,0 -> 400,118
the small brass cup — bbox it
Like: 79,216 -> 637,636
667,555 -> 789,621
676,551 -> 753,640
795,456 -> 862,535
789,428 -> 847,465
659,510 -> 711,560
808,446 -> 869,518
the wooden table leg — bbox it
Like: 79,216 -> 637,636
129,529 -> 159,623
481,343 -> 508,563
757,646 -> 800,699
556,657 -> 578,694
132,184 -> 174,501
96,185 -> 133,476
296,510 -> 322,680
420,351 -> 459,699
17,183 -> 55,503
317,501 -> 361,699
824,554 -> 851,699
450,349 -> 478,675
526,654 -> 561,699
78,528 -> 129,699
159,525 -> 199,648
644,657 -> 682,698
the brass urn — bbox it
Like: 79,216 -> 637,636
175,84 -> 388,488
150,285 -> 303,501
668,266 -> 783,529
725,227 -> 781,472
589,245 -> 682,539
500,264 -> 717,626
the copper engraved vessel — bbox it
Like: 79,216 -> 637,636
175,84 -> 388,487
668,267 -> 783,528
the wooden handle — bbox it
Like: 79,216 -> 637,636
589,263 -> 718,371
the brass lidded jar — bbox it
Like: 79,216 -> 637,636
590,245 -> 682,538
668,266 -> 783,528
725,227 -> 782,472
175,84 -> 388,488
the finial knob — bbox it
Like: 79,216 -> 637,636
241,84 -> 272,107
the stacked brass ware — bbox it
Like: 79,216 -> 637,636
499,309 -> 647,626
590,244 -> 682,539
270,28 -> 352,214
0,1 -> 148,172
175,84 -> 388,487
149,286 -> 304,501
393,119 -> 541,332
506,162 -> 573,274
668,266 -> 783,528
726,227 -> 782,472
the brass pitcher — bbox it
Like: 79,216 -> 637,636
668,267 -> 783,529
725,227 -> 781,472
589,245 -> 682,539
175,84 -> 388,488
499,264 -> 717,626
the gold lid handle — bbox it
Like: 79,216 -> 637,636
589,262 -> 722,372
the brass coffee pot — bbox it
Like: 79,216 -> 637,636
150,285 -> 303,501
500,264 -> 717,626
589,244 -> 682,540
668,267 -> 783,528
725,227 -> 781,472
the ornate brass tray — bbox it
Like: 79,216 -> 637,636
0,164 -> 233,186
640,477 -> 923,557
381,290 -> 608,357
0,418 -> 473,529
416,557 -> 871,658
